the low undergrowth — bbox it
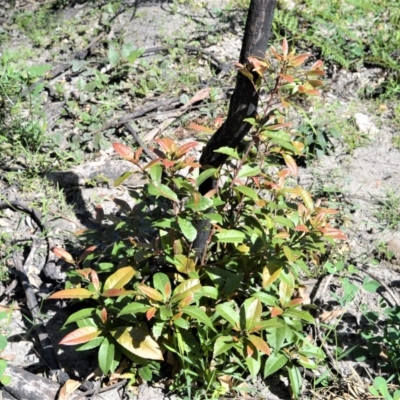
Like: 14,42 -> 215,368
49,41 -> 349,399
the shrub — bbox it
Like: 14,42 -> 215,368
49,40 -> 346,399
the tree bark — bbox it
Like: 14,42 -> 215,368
193,0 -> 277,261
199,0 -> 277,194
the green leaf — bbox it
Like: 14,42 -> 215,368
287,365 -> 302,399
252,292 -> 277,307
98,337 -> 115,374
214,147 -> 239,160
119,302 -> 151,316
204,212 -> 223,224
267,324 -> 288,353
153,273 -> 171,300
178,217 -> 197,242
243,297 -> 262,331
237,165 -> 261,178
147,183 -> 179,202
234,185 -> 259,200
185,194 -> 213,211
76,336 -> 104,351
215,229 -> 245,243
264,353 -> 288,378
246,354 -> 261,378
126,49 -> 145,64
150,164 -> 163,183
196,168 -> 218,187
0,334 -> 8,351
284,308 -> 314,323
183,306 -> 216,331
0,359 -> 7,376
64,308 -> 96,326
362,277 -> 380,293
214,335 -> 234,357
0,374 -> 11,385
114,171 -> 134,187
216,302 -> 239,327
139,365 -> 152,381
108,45 -> 120,67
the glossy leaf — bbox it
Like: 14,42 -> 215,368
112,326 -> 163,360
60,326 -> 101,345
183,306 -> 215,331
138,284 -> 163,302
98,337 -> 115,374
173,254 -> 196,275
153,273 -> 171,300
216,302 -> 239,327
196,168 -> 218,187
49,288 -> 93,299
234,185 -> 259,201
214,335 -> 235,357
147,183 -> 179,202
264,353 -> 288,378
215,229 -> 245,243
282,153 -> 298,176
288,365 -> 302,399
214,146 -> 240,160
248,334 -> 271,356
177,217 -> 197,242
103,266 -> 135,291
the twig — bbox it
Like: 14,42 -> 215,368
0,200 -> 55,273
124,123 -> 156,160
71,379 -> 127,400
12,252 -> 60,374
141,45 -> 232,75
89,96 -> 180,136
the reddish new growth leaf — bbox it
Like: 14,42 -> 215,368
51,247 -> 75,264
155,138 -> 177,155
101,307 -> 108,324
175,142 -> 199,158
59,327 -> 101,345
318,225 -> 348,240
78,245 -> 97,263
113,142 -> 134,161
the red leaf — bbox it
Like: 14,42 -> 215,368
155,138 -> 177,154
175,142 -> 199,158
289,53 -> 311,67
294,225 -> 309,233
91,270 -> 100,291
187,122 -> 214,133
146,307 -> 157,321
78,245 -> 97,263
60,327 -> 101,345
101,307 -> 107,324
51,247 -> 75,264
113,143 -> 134,161
279,74 -> 294,83
49,288 -> 93,299
318,226 -> 348,240
271,306 -> 283,317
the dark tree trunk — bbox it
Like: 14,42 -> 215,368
193,0 -> 277,262
199,0 -> 277,194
